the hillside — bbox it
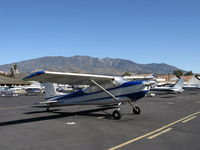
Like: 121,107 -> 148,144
0,56 -> 180,75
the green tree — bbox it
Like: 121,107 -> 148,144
10,67 -> 14,78
173,70 -> 183,77
9,64 -> 18,78
13,64 -> 17,73
123,72 -> 132,76
184,70 -> 193,76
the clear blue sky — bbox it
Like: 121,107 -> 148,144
0,0 -> 200,73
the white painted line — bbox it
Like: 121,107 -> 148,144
182,116 -> 196,123
147,128 -> 172,139
0,106 -> 30,110
97,116 -> 105,119
66,122 -> 76,125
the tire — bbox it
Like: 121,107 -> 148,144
133,106 -> 141,115
112,110 -> 121,120
46,107 -> 50,112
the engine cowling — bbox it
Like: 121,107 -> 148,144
112,77 -> 126,86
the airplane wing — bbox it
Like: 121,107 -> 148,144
23,71 -> 115,85
124,74 -> 156,80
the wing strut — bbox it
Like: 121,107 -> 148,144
90,79 -> 120,102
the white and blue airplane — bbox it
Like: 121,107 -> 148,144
24,71 -> 151,120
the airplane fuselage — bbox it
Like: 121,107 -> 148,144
47,81 -> 148,106
150,87 -> 182,95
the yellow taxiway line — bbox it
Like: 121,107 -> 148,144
107,111 -> 200,150
147,128 -> 172,139
182,116 -> 197,123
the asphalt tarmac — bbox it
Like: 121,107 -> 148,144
0,90 -> 200,150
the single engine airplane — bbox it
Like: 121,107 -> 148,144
150,78 -> 184,95
183,75 -> 200,89
23,71 -> 152,120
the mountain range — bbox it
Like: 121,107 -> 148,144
0,56 -> 181,75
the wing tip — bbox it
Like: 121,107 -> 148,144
23,70 -> 45,81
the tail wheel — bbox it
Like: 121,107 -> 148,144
112,110 -> 121,120
133,106 -> 141,115
46,107 -> 50,112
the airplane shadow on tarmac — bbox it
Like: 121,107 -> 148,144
0,107 -> 115,127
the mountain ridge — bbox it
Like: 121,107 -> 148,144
0,55 -> 181,75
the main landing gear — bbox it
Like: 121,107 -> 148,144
112,102 -> 122,120
112,110 -> 122,120
112,101 -> 141,120
129,102 -> 141,115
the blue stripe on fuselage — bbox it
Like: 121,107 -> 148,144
48,80 -> 144,101
119,80 -> 143,88
80,90 -> 148,104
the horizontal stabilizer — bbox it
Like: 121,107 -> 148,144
39,101 -> 58,104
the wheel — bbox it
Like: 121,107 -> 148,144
112,110 -> 121,120
133,106 -> 141,115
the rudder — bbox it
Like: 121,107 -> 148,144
173,78 -> 184,90
44,83 -> 59,99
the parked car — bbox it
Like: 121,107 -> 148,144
25,88 -> 42,95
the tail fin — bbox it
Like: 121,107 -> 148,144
44,83 -> 59,99
173,78 -> 184,90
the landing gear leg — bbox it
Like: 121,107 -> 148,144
112,102 -> 122,120
46,106 -> 50,112
129,101 -> 141,115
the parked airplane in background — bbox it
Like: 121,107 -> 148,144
150,78 -> 184,95
25,88 -> 43,95
0,87 -> 19,97
183,75 -> 200,89
23,71 -> 153,120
